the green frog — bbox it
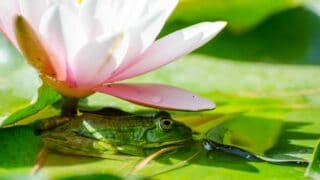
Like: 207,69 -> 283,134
37,109 -> 192,159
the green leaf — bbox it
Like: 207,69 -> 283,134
0,126 -> 41,168
206,116 -> 283,155
0,35 -> 39,120
306,140 -> 320,179
0,83 -> 61,127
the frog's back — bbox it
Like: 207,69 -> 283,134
63,113 -> 155,145
40,111 -> 192,157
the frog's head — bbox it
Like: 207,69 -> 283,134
144,112 -> 192,147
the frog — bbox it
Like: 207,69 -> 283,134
36,109 -> 193,159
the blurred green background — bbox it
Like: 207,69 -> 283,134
1,0 -> 320,179
169,0 -> 320,64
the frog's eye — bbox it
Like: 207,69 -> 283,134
160,119 -> 173,131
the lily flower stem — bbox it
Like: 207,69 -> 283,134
60,96 -> 79,116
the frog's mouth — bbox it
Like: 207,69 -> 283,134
143,137 -> 193,148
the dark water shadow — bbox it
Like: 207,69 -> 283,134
162,7 -> 320,65
266,122 -> 319,157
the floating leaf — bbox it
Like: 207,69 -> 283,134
305,140 -> 320,179
0,84 -> 60,127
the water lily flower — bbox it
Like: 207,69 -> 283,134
0,0 -> 226,111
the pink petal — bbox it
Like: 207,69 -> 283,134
0,20 -> 11,42
95,83 -> 215,111
108,21 -> 227,82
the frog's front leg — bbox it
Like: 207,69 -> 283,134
42,132 -> 136,160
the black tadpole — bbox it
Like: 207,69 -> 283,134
60,96 -> 79,116
202,139 -> 260,161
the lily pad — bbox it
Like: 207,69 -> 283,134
0,35 -> 39,124
305,140 -> 320,179
206,115 -> 283,155
0,84 -> 61,127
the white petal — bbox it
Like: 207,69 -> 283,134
144,0 -> 178,15
109,22 -> 227,82
87,0 -> 145,36
39,4 -> 87,80
19,0 -> 49,29
79,0 -> 104,40
0,0 -> 20,46
138,0 -> 178,50
71,33 -> 129,87
113,11 -> 167,74
39,5 -> 87,61
112,0 -> 179,76
136,0 -> 178,46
